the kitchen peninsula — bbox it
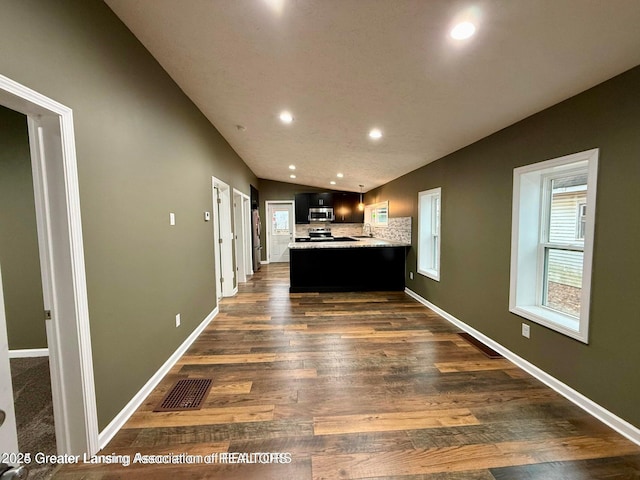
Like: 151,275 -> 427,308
288,237 -> 409,292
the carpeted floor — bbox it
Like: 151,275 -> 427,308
10,357 -> 58,480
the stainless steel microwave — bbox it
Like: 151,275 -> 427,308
308,207 -> 335,222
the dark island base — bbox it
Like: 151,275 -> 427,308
289,246 -> 407,293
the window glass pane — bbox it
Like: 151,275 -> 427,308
272,210 -> 290,235
544,248 -> 583,317
548,174 -> 587,244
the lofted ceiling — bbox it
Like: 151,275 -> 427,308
105,0 -> 640,193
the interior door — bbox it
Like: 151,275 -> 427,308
0,264 -> 19,457
268,203 -> 294,263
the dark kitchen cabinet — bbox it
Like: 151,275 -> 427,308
309,192 -> 333,207
334,193 -> 364,223
294,194 -> 310,224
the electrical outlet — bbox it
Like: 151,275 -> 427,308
409,272 -> 414,280
175,313 -> 181,327
522,323 -> 530,338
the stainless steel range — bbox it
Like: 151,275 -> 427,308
308,227 -> 332,239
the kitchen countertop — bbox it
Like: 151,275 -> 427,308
288,236 -> 410,249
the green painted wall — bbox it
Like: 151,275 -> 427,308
0,0 -> 257,429
369,66 -> 640,428
0,106 -> 47,350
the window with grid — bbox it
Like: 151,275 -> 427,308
509,149 -> 598,343
418,187 -> 441,281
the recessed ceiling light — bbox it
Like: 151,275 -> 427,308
290,174 -> 296,179
337,173 -> 344,178
330,181 -> 336,185
279,111 -> 293,124
289,165 -> 296,170
450,21 -> 476,40
369,128 -> 383,139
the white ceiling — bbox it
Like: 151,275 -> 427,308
105,0 -> 640,193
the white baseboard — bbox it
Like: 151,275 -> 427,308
9,348 -> 49,358
232,286 -> 239,296
404,287 -> 640,446
97,307 -> 219,449
260,260 -> 269,265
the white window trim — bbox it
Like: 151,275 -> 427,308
418,187 -> 441,281
364,201 -> 389,226
509,148 -> 598,343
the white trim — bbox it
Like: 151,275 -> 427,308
509,148 -> 598,344
8,348 -> 49,358
260,260 -> 270,265
265,200 -> 295,263
232,286 -> 239,296
0,74 -> 98,455
212,178 -> 234,298
417,187 -> 441,281
98,307 -> 219,449
404,287 -> 640,446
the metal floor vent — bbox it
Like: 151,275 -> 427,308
154,378 -> 213,412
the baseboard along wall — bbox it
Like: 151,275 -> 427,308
8,348 -> 49,358
404,287 -> 640,447
97,307 -> 219,449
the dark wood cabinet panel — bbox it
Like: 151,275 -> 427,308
334,193 -> 364,223
309,192 -> 333,207
290,246 -> 407,292
294,193 -> 310,224
295,191 -> 363,224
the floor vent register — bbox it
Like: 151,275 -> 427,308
154,378 -> 213,412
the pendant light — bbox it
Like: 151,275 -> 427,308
358,184 -> 365,211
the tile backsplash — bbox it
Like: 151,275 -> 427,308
372,217 -> 412,244
295,217 -> 411,244
296,223 -> 363,237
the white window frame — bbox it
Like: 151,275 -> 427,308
417,187 -> 441,281
364,201 -> 389,226
509,148 -> 598,343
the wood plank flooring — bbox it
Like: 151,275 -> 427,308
54,263 -> 640,479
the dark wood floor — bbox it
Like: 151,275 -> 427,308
56,264 -> 640,479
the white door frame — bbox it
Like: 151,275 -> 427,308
265,200 -> 295,263
0,74 -> 98,455
212,177 -> 234,298
0,266 -> 19,456
243,195 -> 253,276
232,188 -> 251,284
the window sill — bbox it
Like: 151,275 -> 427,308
418,268 -> 440,281
510,305 -> 587,343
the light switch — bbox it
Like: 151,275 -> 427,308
170,212 -> 176,226
204,211 -> 211,221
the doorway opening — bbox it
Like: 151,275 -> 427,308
0,74 -> 98,460
212,177 -> 234,299
232,189 -> 253,284
1,104 -> 57,477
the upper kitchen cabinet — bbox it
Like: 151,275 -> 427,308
334,193 -> 364,223
295,193 -> 310,224
309,192 -> 333,207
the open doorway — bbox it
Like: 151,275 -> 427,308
212,177 -> 234,298
232,188 -> 253,284
0,74 -> 98,463
0,105 -> 56,478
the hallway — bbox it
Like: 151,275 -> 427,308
56,264 -> 640,479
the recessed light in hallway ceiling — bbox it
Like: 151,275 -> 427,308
279,111 -> 293,124
369,128 -> 382,140
450,21 -> 476,40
